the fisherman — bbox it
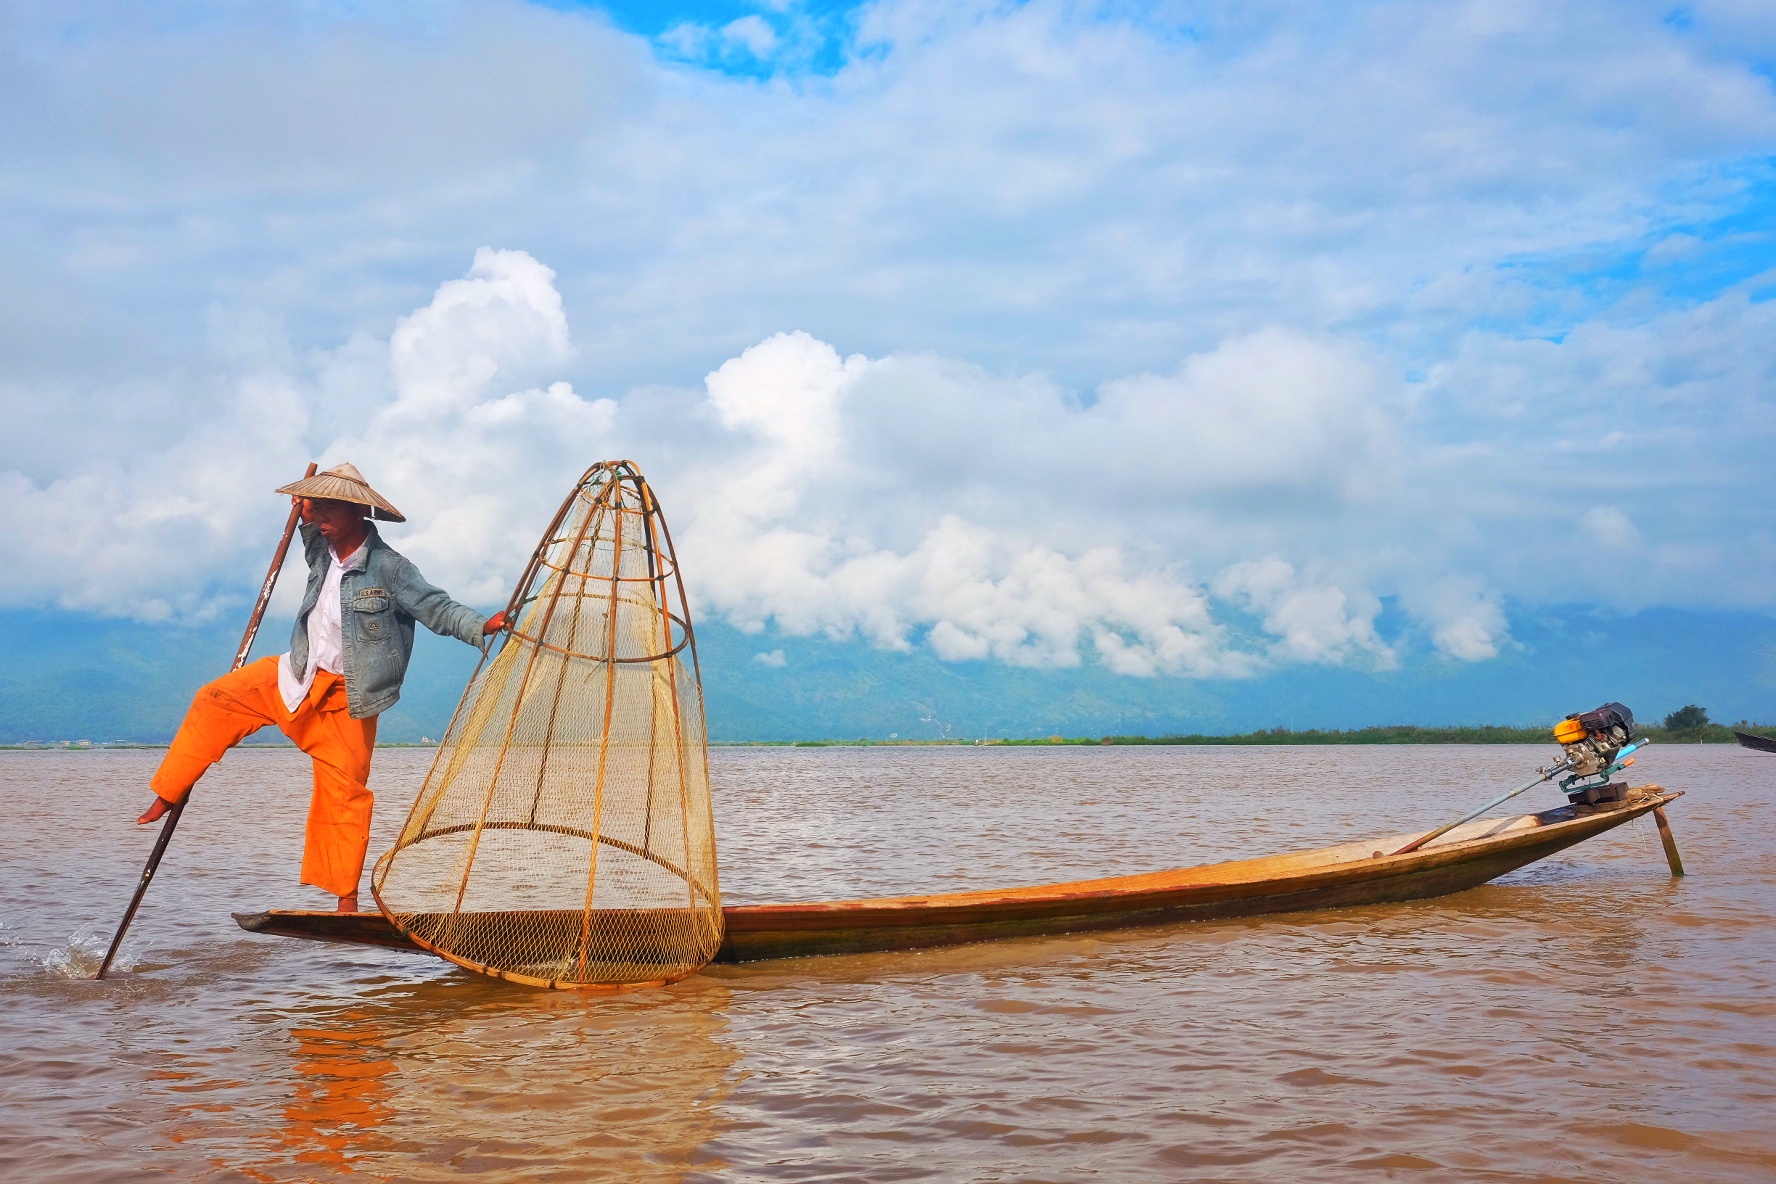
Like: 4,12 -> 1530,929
134,463 -> 506,912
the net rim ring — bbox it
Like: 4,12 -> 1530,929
390,819 -> 721,907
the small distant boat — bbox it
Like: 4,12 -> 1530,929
1735,730 -> 1776,754
238,785 -> 1681,966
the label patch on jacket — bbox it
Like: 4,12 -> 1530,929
357,587 -> 389,599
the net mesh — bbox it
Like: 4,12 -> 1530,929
372,461 -> 721,990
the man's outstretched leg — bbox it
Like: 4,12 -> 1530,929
141,657 -> 285,822
286,673 -> 378,912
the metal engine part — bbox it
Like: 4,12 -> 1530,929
1557,702 -> 1636,781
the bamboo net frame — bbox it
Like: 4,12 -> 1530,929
371,461 -> 721,990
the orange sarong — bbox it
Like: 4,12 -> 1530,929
150,656 -> 379,899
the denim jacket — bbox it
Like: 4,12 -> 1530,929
288,521 -> 488,719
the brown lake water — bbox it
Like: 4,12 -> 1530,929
1,743 -> 1773,1182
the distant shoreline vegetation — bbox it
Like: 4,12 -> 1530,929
733,721 -> 1770,747
5,723 -> 1768,750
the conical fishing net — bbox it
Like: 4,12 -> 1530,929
372,461 -> 721,990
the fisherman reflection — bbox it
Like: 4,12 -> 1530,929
258,976 -> 740,1181
275,1015 -> 398,1174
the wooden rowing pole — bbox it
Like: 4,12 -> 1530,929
1390,767 -> 1562,857
95,462 -> 316,980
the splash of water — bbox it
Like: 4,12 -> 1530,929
40,925 -> 133,980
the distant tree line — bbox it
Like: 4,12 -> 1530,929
706,706 -> 1772,747
1090,715 -> 1761,746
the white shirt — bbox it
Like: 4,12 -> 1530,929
278,541 -> 367,714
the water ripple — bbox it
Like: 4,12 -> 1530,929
0,744 -> 1772,1181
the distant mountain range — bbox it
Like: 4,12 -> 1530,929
1,604 -> 1771,745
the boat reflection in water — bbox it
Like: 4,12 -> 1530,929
179,975 -> 741,1181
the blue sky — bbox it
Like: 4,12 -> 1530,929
0,0 -> 1773,731
578,0 -> 862,74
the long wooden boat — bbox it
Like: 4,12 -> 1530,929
236,786 -> 1680,965
1734,730 -> 1776,754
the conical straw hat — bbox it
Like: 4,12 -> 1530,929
276,462 -> 406,522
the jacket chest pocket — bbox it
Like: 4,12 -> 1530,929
351,589 -> 392,638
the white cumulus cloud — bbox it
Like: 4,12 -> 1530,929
1214,559 -> 1396,668
1405,578 -> 1512,662
0,0 -> 1772,670
9,240 -> 1765,680
674,331 -> 1257,675
0,250 -> 617,618
325,248 -> 617,603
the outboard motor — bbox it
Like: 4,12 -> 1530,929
1552,702 -> 1639,805
1389,700 -> 1652,856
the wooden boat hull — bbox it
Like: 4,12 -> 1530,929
235,787 -> 1679,966
1734,730 -> 1776,754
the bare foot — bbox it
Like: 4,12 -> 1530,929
336,893 -> 360,913
136,796 -> 173,825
